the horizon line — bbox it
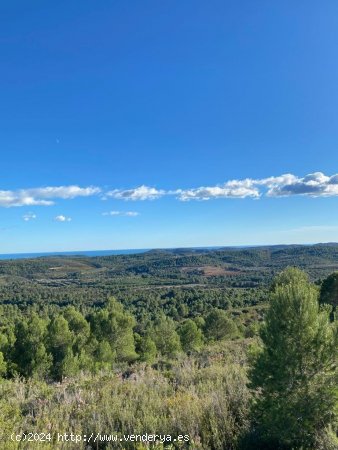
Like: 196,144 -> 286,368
0,241 -> 337,259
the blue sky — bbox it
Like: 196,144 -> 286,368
1,1 -> 338,253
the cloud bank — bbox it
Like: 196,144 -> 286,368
104,172 -> 338,202
1,173 -> 337,210
175,172 -> 338,200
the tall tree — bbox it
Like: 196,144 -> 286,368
89,298 -> 137,363
178,319 -> 203,352
152,315 -> 181,358
47,315 -> 77,380
135,333 -> 157,364
249,268 -> 338,449
63,306 -> 90,354
13,313 -> 51,378
204,309 -> 238,341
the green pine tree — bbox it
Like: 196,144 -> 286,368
204,308 -> 238,341
178,319 -> 203,352
136,334 -> 157,364
249,268 -> 338,449
152,315 -> 181,358
47,315 -> 77,380
13,313 -> 51,378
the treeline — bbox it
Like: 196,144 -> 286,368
0,299 -> 240,381
0,280 -> 267,318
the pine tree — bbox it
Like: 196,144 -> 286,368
89,297 -> 137,363
249,268 -> 338,449
136,334 -> 157,364
204,308 -> 238,341
178,319 -> 203,352
47,315 -> 77,380
152,315 -> 181,358
63,306 -> 90,354
13,313 -> 51,378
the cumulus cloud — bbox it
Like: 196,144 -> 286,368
27,185 -> 101,199
175,172 -> 338,201
257,173 -> 298,188
102,211 -> 139,217
23,212 -> 37,221
176,179 -> 260,201
0,191 -> 53,207
265,172 -> 338,197
106,185 -> 165,201
55,215 -> 72,222
0,185 -> 100,207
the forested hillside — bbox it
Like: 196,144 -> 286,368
0,246 -> 337,449
0,244 -> 338,313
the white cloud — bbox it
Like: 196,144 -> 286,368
2,173 -> 338,212
0,185 -> 100,207
265,172 -> 338,197
106,185 -> 165,201
55,215 -> 72,222
175,172 -> 338,201
257,173 -> 298,188
0,191 -> 53,207
102,211 -> 139,217
23,212 -> 37,221
176,178 -> 260,201
27,185 -> 100,199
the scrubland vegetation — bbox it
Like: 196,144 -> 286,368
0,246 -> 337,449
